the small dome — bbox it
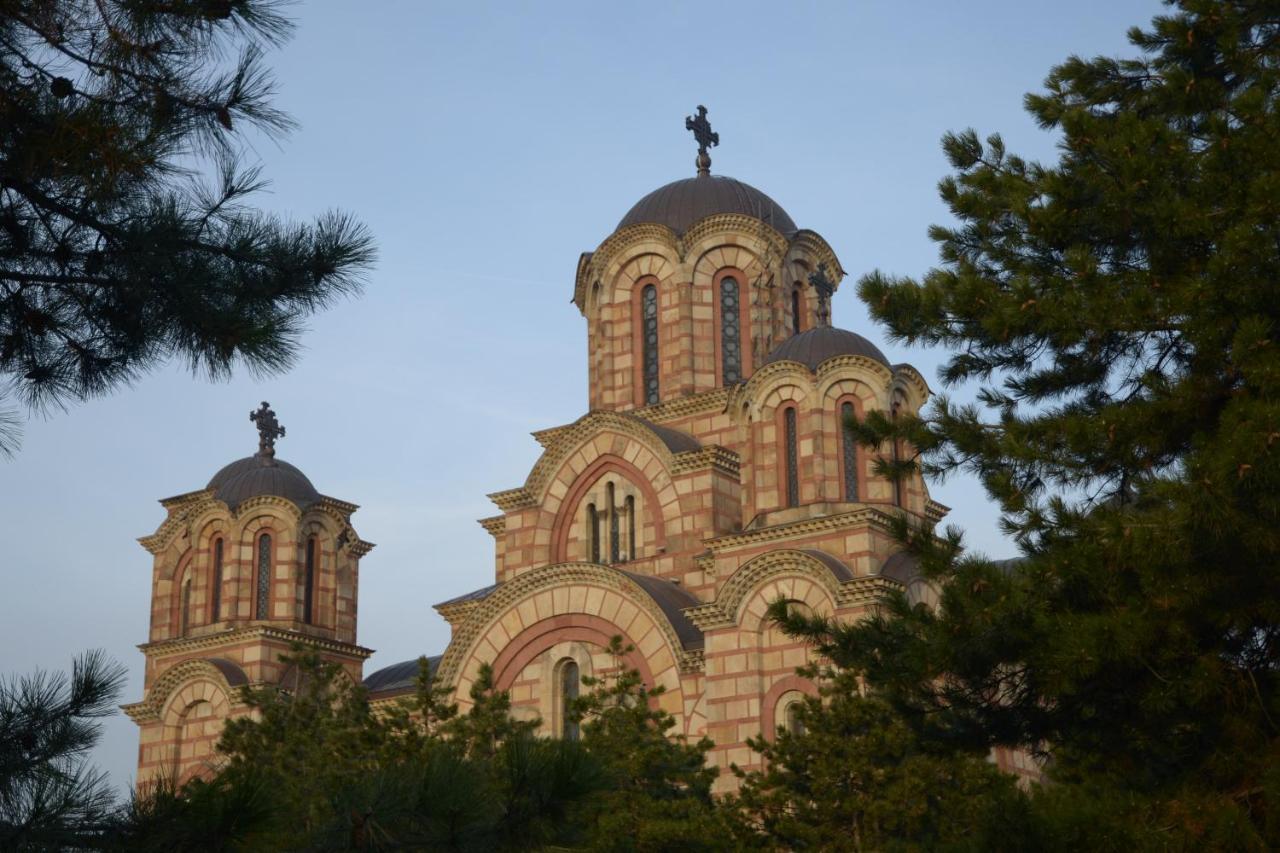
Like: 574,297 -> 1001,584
764,326 -> 889,370
207,455 -> 320,510
617,174 -> 796,236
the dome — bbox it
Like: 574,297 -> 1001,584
764,326 -> 890,370
206,455 -> 320,510
617,174 -> 796,236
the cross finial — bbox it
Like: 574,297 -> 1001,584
249,401 -> 286,461
685,105 -> 719,176
809,263 -> 835,327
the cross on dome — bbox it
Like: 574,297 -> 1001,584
249,401 -> 286,460
685,105 -> 719,175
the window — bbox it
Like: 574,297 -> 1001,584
256,533 -> 272,619
784,406 -> 799,507
608,483 -> 620,563
210,538 -> 223,621
180,574 -> 192,635
303,536 -> 316,625
792,287 -> 802,336
784,701 -> 806,736
625,495 -> 636,561
588,504 -> 600,563
841,402 -> 858,501
641,284 -> 659,404
719,276 -> 742,384
561,660 -> 580,741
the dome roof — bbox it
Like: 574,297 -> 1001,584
617,174 -> 796,236
207,455 -> 320,510
764,326 -> 890,370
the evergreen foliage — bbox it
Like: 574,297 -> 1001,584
567,637 -> 732,852
785,0 -> 1280,846
729,668 -> 1020,851
0,0 -> 374,454
0,650 -> 123,849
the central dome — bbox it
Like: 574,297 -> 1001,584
617,174 -> 796,236
207,455 -> 320,510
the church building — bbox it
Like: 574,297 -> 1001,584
126,110 -> 1016,790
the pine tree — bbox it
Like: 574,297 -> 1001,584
0,650 -> 123,848
729,668 -> 1021,852
0,0 -> 374,454
799,0 -> 1280,846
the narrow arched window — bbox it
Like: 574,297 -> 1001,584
588,504 -> 600,563
641,284 -> 659,404
180,574 -> 192,636
792,287 -> 802,336
841,402 -> 858,501
720,276 -> 741,385
625,495 -> 636,561
608,483 -> 620,563
210,538 -> 223,622
784,406 -> 799,507
784,701 -> 805,736
561,660 -> 580,741
303,536 -> 316,625
256,533 -> 272,620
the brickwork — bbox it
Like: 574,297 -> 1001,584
129,484 -> 373,787
130,166 -> 1042,795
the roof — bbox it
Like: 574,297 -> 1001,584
619,570 -> 705,651
363,655 -> 441,696
763,326 -> 890,371
206,455 -> 321,510
628,415 -> 700,454
617,174 -> 796,236
434,583 -> 499,608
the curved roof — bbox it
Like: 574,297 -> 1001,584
364,655 -> 441,696
619,570 -> 704,651
763,326 -> 890,371
617,174 -> 796,237
628,415 -> 700,454
206,455 -> 321,510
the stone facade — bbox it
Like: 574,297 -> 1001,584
129,153 -> 1032,791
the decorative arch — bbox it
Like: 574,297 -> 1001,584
701,549 -> 853,630
434,562 -> 702,701
551,455 -> 669,563
761,675 -> 819,742
131,658 -> 247,724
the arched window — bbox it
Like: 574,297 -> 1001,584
256,533 -> 272,620
625,495 -> 636,561
588,504 -> 600,563
641,284 -> 659,404
719,276 -> 742,385
180,573 -> 192,636
210,538 -> 223,622
841,401 -> 858,501
608,482 -> 620,563
784,700 -> 806,736
303,536 -> 316,625
784,405 -> 799,507
560,659 -> 580,741
792,287 -> 802,336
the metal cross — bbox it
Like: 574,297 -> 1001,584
249,401 -> 286,458
686,105 -> 719,175
809,263 -> 835,327
685,105 -> 719,155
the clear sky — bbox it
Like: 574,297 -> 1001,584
0,0 -> 1165,791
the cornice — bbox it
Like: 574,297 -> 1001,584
670,445 -> 740,478
477,515 -> 506,537
488,487 -> 536,512
925,500 -> 949,522
705,507 -> 904,552
138,625 -> 373,661
630,387 -> 731,424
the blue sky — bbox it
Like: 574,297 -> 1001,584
0,0 -> 1164,791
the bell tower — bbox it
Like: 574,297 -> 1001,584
123,403 -> 375,786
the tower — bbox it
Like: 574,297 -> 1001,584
124,403 -> 374,786
408,108 -> 943,789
